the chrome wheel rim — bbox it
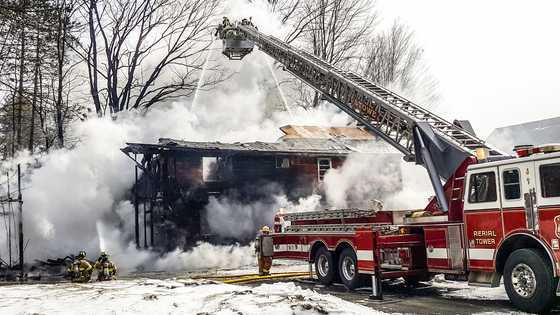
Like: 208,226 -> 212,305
342,256 -> 355,280
317,255 -> 329,277
511,263 -> 537,298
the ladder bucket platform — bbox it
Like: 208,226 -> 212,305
220,26 -> 255,60
222,38 -> 254,60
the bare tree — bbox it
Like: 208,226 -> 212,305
80,0 -> 222,117
268,1 -> 437,109
52,0 -> 81,147
266,0 -> 300,26
0,0 -> 83,155
358,21 -> 438,104
306,0 -> 373,66
273,0 -> 374,108
360,22 -> 419,89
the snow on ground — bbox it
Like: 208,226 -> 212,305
430,277 -> 509,301
0,278 -> 392,315
430,278 -> 528,314
205,259 -> 308,276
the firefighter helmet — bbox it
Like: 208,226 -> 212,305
78,250 -> 86,258
261,226 -> 271,234
100,251 -> 108,258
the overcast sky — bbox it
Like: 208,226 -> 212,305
375,0 -> 560,138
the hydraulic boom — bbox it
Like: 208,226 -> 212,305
219,21 -> 510,212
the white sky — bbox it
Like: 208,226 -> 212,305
375,0 -> 560,138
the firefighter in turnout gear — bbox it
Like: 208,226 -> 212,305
255,226 -> 273,276
215,17 -> 231,38
68,251 -> 93,283
94,251 -> 117,281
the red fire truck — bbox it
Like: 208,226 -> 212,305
221,20 -> 560,313
272,145 -> 560,314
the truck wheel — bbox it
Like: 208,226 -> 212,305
503,248 -> 558,313
315,247 -> 336,285
338,248 -> 363,290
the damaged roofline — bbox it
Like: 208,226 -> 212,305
121,142 -> 364,158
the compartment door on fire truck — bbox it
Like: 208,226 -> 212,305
500,162 -> 538,234
533,157 -> 560,249
464,167 -> 502,271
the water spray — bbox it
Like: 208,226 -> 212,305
96,221 -> 106,252
266,59 -> 293,118
192,36 -> 218,111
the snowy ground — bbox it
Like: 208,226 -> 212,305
0,278 -> 390,315
0,273 -> 534,315
0,262 -> 534,315
430,275 -> 509,301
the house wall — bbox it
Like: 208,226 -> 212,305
148,152 -> 347,248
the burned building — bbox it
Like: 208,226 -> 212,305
121,125 -> 398,250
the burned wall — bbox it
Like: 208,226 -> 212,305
141,151 -> 345,249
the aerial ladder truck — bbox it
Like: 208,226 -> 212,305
219,20 -> 560,313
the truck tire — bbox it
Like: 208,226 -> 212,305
503,248 -> 558,314
338,248 -> 363,290
315,247 -> 336,285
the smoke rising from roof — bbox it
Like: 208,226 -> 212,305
0,0 -> 351,272
0,0 -> 432,273
323,149 -> 433,211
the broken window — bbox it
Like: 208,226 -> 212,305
503,169 -> 521,200
202,157 -> 219,182
276,157 -> 290,168
468,171 -> 497,203
317,158 -> 332,182
540,163 -> 560,198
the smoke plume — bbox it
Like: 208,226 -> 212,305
0,0 -> 433,274
206,193 -> 322,240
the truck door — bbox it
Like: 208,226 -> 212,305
534,158 -> 560,254
464,167 -> 501,271
500,162 -> 538,234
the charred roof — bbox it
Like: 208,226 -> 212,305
122,125 -> 396,157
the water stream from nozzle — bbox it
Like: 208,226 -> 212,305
192,36 -> 217,111
96,221 -> 106,252
266,59 -> 293,118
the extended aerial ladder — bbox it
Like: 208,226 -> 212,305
219,21 -> 510,214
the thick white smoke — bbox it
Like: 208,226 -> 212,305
0,0 -> 433,273
323,153 -> 402,209
323,150 -> 433,211
206,193 -> 322,240
0,0 -> 350,272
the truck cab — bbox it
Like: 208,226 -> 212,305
462,145 -> 560,312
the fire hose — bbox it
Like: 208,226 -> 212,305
196,271 -> 312,284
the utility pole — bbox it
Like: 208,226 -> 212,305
17,164 -> 23,279
134,164 -> 140,248
6,172 -> 12,267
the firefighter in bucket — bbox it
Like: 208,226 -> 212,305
255,225 -> 273,276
